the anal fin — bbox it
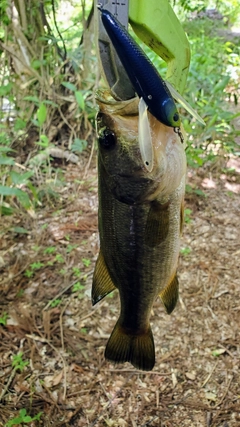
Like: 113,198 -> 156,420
159,273 -> 179,314
92,250 -> 116,305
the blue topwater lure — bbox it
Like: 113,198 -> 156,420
98,6 -> 181,129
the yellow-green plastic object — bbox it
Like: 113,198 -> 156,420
129,0 -> 190,95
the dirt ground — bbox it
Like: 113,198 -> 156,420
0,150 -> 240,426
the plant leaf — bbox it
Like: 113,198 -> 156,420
71,138 -> 87,153
0,157 -> 15,165
37,103 -> 47,125
75,91 -> 85,110
0,186 -> 31,208
0,146 -> 15,152
23,95 -> 39,104
166,81 -> 206,126
13,227 -> 29,234
62,81 -> 77,92
10,170 -> 34,185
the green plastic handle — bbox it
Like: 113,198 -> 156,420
129,0 -> 190,94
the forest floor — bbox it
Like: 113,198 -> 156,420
0,143 -> 239,426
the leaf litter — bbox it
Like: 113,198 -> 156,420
0,153 -> 240,427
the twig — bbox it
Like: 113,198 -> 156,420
43,269 -> 94,311
57,106 -> 77,141
0,368 -> 17,402
51,0 -> 67,61
26,334 -> 67,401
78,309 -> 98,323
217,344 -> 235,358
201,361 -> 218,388
0,42 -> 43,83
213,376 -> 233,409
141,416 -> 159,427
206,412 -> 212,427
18,0 -> 27,31
1,262 -> 30,286
106,369 -> 171,376
60,301 -> 69,352
43,280 -> 78,310
89,373 -> 135,427
83,136 -> 96,179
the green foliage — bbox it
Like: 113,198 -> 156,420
82,257 -> 91,267
5,408 -> 42,426
72,281 -> 85,299
186,184 -> 206,197
24,261 -> 44,278
16,289 -> 24,298
12,352 -> 29,372
180,247 -> 192,256
72,267 -> 81,278
0,0 -> 95,218
55,254 -> 65,263
50,298 -> 62,308
72,282 -> 85,299
141,12 -> 240,168
182,19 -> 240,167
71,138 -> 88,153
66,244 -> 78,253
36,103 -> 47,126
0,312 -> 8,326
184,208 -> 193,224
173,0 -> 240,25
44,246 -> 56,254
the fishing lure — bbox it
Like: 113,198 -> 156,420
98,5 -> 205,136
98,6 -> 181,129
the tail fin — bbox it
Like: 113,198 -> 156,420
105,321 -> 155,371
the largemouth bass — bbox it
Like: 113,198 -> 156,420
92,90 -> 186,371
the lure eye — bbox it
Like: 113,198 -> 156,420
99,130 -> 116,150
173,112 -> 179,123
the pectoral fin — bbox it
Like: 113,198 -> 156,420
92,250 -> 116,305
159,273 -> 179,314
145,200 -> 170,247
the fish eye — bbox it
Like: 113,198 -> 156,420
173,112 -> 179,122
99,130 -> 116,150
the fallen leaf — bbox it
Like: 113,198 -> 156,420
205,392 -> 217,402
186,372 -> 196,381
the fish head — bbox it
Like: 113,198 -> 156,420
96,90 -> 186,204
161,98 -> 181,128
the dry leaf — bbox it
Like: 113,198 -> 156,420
205,392 -> 217,402
186,372 -> 196,380
44,370 -> 63,388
